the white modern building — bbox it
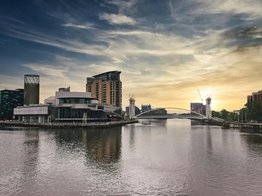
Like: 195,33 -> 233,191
14,104 -> 50,123
14,88 -> 122,123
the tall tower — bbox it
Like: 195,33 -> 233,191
129,97 -> 135,119
205,97 -> 212,119
24,75 -> 40,105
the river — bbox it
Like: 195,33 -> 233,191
0,119 -> 262,195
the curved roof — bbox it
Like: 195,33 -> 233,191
93,71 -> 121,78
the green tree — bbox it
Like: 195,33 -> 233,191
245,101 -> 262,122
227,112 -> 238,122
212,111 -> 221,118
220,109 -> 229,120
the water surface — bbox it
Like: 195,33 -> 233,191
0,119 -> 262,195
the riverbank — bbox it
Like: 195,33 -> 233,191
210,120 -> 262,130
228,122 -> 262,130
0,120 -> 138,129
192,119 -> 262,130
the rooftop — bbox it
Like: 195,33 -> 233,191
92,71 -> 121,78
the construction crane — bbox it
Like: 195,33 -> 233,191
197,89 -> 203,102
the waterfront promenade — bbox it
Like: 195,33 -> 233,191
194,118 -> 262,130
228,122 -> 262,130
0,120 -> 138,129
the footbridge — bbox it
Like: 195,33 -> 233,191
134,107 -> 223,122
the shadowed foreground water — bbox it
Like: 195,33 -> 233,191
0,119 -> 262,196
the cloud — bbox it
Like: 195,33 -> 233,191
1,0 -> 261,110
194,0 -> 262,19
62,23 -> 95,30
99,13 -> 136,25
101,0 -> 137,13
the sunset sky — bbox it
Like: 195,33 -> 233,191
0,0 -> 261,110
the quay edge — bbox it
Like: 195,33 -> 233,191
0,120 -> 138,129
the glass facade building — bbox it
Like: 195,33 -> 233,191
0,89 -> 24,120
55,107 -> 106,121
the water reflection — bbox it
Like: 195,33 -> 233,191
140,119 -> 167,127
129,124 -> 135,147
240,129 -> 262,154
20,131 -> 40,196
54,127 -> 122,164
206,126 -> 213,154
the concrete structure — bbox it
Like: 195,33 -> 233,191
0,89 -> 24,120
14,105 -> 50,123
205,97 -> 212,119
24,75 -> 40,105
86,71 -> 122,108
190,102 -> 206,115
128,97 -> 136,119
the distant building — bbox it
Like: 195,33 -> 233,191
86,71 -> 122,108
0,89 -> 24,120
141,104 -> 151,112
190,103 -> 206,115
247,90 -> 262,103
24,74 -> 40,105
140,108 -> 167,116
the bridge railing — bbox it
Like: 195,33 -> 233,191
134,107 -> 207,119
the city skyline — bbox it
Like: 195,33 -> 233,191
0,0 -> 261,110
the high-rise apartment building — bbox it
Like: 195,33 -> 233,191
24,74 -> 40,105
247,90 -> 262,103
86,71 -> 122,107
0,89 -> 24,120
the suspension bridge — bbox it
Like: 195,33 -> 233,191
133,107 -> 224,123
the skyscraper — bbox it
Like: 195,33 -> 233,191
0,89 -> 24,120
86,71 -> 122,107
24,74 -> 40,105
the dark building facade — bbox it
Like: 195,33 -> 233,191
141,104 -> 152,112
140,108 -> 167,116
86,71 -> 122,108
0,89 -> 24,120
190,103 -> 206,115
24,74 -> 40,105
247,90 -> 262,103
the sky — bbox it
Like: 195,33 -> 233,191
0,0 -> 261,111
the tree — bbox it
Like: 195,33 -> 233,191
212,111 -> 221,118
220,109 -> 229,120
245,100 -> 262,122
